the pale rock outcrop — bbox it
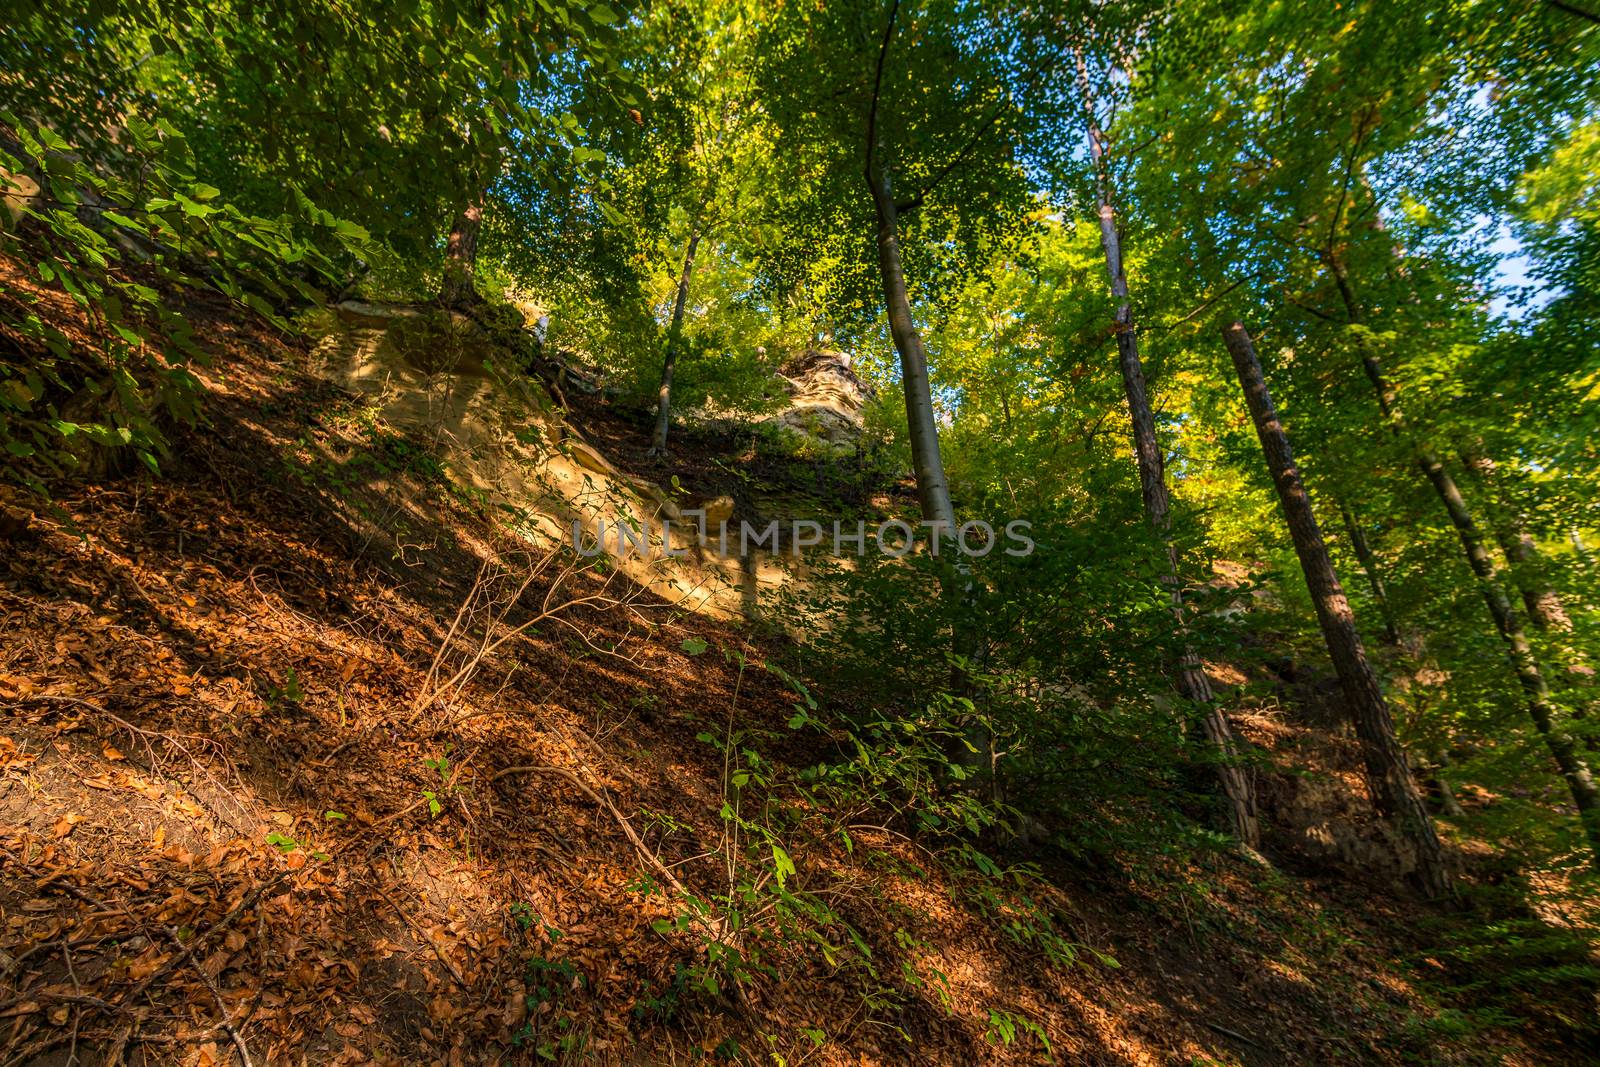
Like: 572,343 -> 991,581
308,302 -> 804,619
764,349 -> 875,453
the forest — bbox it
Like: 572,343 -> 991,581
1,0 -> 1598,1063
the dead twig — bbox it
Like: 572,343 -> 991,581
492,763 -> 718,935
370,881 -> 468,988
410,542 -> 656,724
160,925 -> 253,1067
1203,1020 -> 1263,1048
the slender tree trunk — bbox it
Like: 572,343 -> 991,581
864,0 -> 955,530
1224,321 -> 1450,895
1329,258 -> 1600,863
649,231 -> 701,457
1428,749 -> 1467,818
1460,446 -> 1598,752
1459,447 -> 1572,631
1338,500 -> 1402,645
864,1 -> 987,793
867,150 -> 995,783
1412,446 -> 1600,847
439,191 -> 485,309
866,162 -> 956,529
1076,52 -> 1258,849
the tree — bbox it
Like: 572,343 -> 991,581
759,0 -> 1039,709
861,0 -> 956,532
1315,220 -> 1600,864
1071,44 -> 1258,848
1224,320 -> 1450,894
759,0 -> 1037,516
1125,0 -> 1600,867
632,0 -> 770,456
1337,500 -> 1403,646
651,230 -> 701,454
441,191 -> 487,309
143,0 -> 630,304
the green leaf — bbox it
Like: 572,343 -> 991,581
771,844 -> 796,888
36,126 -> 70,153
680,637 -> 707,655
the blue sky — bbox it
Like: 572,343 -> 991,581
1487,224 -> 1559,321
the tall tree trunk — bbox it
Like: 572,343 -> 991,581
1076,52 -> 1258,849
866,163 -> 956,530
1329,258 -> 1600,863
1224,321 -> 1450,896
1458,447 -> 1572,632
867,150 -> 994,784
1338,500 -> 1402,645
439,191 -> 484,309
864,2 -> 983,793
1460,446 -> 1598,753
1428,748 -> 1467,819
649,231 -> 701,457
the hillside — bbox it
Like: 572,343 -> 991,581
2,263 -> 1595,1066
6,4 -> 1600,1062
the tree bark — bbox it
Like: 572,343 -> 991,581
1460,446 -> 1598,753
649,231 -> 701,457
439,192 -> 484,309
864,3 -> 1000,800
868,146 -> 997,771
1338,500 -> 1402,645
1076,51 -> 1258,849
862,0 -> 954,530
1458,447 -> 1572,632
1329,258 -> 1600,863
866,162 -> 956,530
1427,748 -> 1467,819
1224,321 -> 1450,896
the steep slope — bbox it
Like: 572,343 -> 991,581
1,265 -> 1593,1065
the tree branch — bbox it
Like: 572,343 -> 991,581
1546,0 -> 1600,24
863,0 -> 903,187
910,48 -> 1065,210
1155,273 -> 1260,334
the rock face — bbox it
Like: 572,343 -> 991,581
307,302 -> 813,620
765,349 -> 875,453
1,169 -> 41,229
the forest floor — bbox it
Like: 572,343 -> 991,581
1,259 -> 1595,1065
